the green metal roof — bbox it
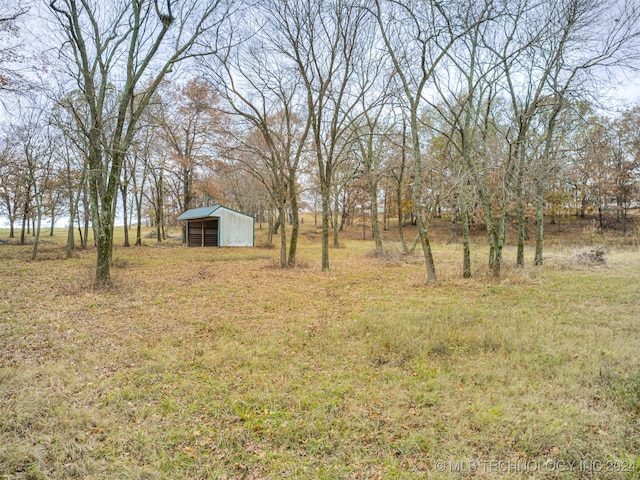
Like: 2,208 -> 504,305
176,206 -> 221,221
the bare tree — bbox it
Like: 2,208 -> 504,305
0,1 -> 30,97
267,0 -> 369,271
152,78 -> 224,242
51,90 -> 94,256
47,0 -> 232,287
128,126 -> 155,246
0,134 -> 23,238
530,0 -> 640,264
427,0 -> 497,278
204,18 -> 312,267
11,105 -> 55,260
372,0 -> 462,283
349,48 -> 395,255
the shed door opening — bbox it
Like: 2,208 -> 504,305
188,218 -> 218,247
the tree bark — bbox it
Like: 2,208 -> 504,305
121,183 -> 130,247
369,176 -> 383,254
49,205 -> 55,237
410,117 -> 436,283
287,178 -> 299,267
460,180 -> 471,278
397,125 -> 408,254
278,200 -> 287,268
534,185 -> 544,266
31,199 -> 43,261
321,183 -> 331,271
332,189 -> 340,248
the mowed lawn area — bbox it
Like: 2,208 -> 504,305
1,226 -> 639,479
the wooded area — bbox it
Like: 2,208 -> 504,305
0,0 -> 639,287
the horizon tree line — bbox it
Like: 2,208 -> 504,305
0,0 -> 639,287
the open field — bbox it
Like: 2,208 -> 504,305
1,221 -> 639,479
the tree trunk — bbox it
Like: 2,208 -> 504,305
515,142 -> 526,267
398,129 -> 408,254
493,209 -> 506,277
278,200 -> 287,268
49,205 -> 55,237
20,211 -> 27,245
288,179 -> 299,267
267,213 -> 274,248
382,188 -> 388,231
397,189 -> 407,254
369,177 -> 383,254
516,195 -> 525,267
157,170 -> 165,240
314,195 -> 318,226
534,185 -> 544,266
82,187 -> 90,249
66,195 -> 77,258
460,181 -> 471,278
134,187 -> 143,246
31,195 -> 43,261
332,190 -> 340,248
362,206 -> 366,240
598,205 -> 604,229
321,184 -> 330,271
580,196 -> 587,218
77,221 -> 83,248
339,190 -> 348,232
89,150 -> 121,287
155,204 -> 162,243
95,231 -> 112,288
271,219 -> 280,235
410,116 -> 436,283
122,184 -> 130,247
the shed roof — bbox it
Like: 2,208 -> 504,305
176,206 -> 221,221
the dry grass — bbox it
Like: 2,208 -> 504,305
1,221 -> 639,479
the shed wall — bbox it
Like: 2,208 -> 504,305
218,208 -> 254,246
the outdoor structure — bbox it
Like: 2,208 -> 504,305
176,206 -> 254,247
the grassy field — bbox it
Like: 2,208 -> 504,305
1,221 -> 639,479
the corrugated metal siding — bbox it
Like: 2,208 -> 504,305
218,208 -> 254,246
178,206 -> 220,221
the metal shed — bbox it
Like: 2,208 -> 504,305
177,206 -> 254,247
